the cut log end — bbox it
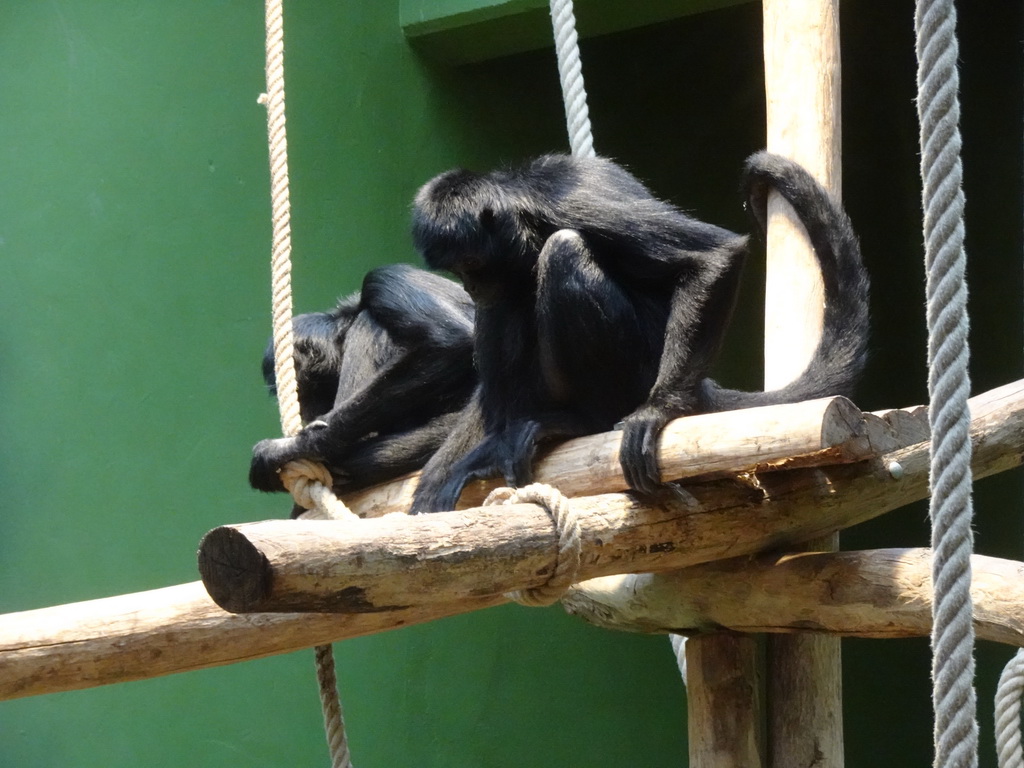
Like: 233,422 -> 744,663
0,381 -> 1021,700
197,526 -> 273,613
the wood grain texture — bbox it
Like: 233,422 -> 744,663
563,549 -> 1024,647
760,1 -> 844,764
339,395 -> 897,518
0,379 -> 1019,702
198,383 -> 1021,614
0,582 -> 503,701
686,634 -> 766,768
762,0 -> 840,388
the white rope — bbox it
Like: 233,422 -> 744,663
551,0 -> 699,698
552,0 -> 696,692
996,649 -> 1024,768
260,0 -> 300,440
259,1 -> 354,765
548,0 -> 595,160
915,1 -> 978,766
281,459 -> 359,521
484,484 -> 583,606
669,634 -> 688,686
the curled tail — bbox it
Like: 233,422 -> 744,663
700,151 -> 870,411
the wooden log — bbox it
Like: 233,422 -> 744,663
199,380 -> 1024,614
762,0 -> 840,386
0,581 -> 503,701
686,635 -> 766,768
7,545 -> 1023,704
340,394 -> 912,518
0,380 -> 1019,701
761,1 -> 844,764
561,549 -> 1024,648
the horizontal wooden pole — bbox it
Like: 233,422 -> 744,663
335,394 -> 922,518
1,379 -> 1020,700
0,581 -> 503,701
199,381 -> 1023,614
562,548 -> 1024,647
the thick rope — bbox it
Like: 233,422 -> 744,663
260,0 -> 300,440
484,484 -> 582,606
995,650 -> 1024,768
280,459 -> 358,521
548,0 -> 595,160
259,1 -> 354,766
915,2 -> 978,766
314,644 -> 353,768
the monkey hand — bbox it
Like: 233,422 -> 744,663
249,435 -> 302,492
618,405 -> 671,495
249,421 -> 334,493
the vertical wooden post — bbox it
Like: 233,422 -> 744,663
763,0 -> 839,387
763,1 -> 844,766
687,1 -> 842,763
685,4 -> 842,765
686,635 -> 766,768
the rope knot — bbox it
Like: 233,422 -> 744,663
484,483 -> 582,606
279,459 -> 358,522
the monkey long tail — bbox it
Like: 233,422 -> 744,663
699,151 -> 870,412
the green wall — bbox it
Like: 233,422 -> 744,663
1,2 -> 1022,767
0,3 -> 681,767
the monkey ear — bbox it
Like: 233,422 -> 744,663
479,206 -> 497,231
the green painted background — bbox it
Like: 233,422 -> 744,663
1,2 -> 1022,766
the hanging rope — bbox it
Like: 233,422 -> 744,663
915,2 -> 978,766
995,649 -> 1024,768
260,1 -> 299,440
258,1 -> 354,765
549,0 -> 697,693
315,644 -> 354,768
550,0 -> 697,692
548,0 -> 595,160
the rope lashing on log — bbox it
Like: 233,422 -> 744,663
486,484 -> 583,607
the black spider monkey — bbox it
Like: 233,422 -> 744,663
408,151 -> 869,513
248,263 -> 476,497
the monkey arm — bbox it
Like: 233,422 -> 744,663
619,239 -> 747,494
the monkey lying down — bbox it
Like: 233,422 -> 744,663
249,152 -> 868,514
